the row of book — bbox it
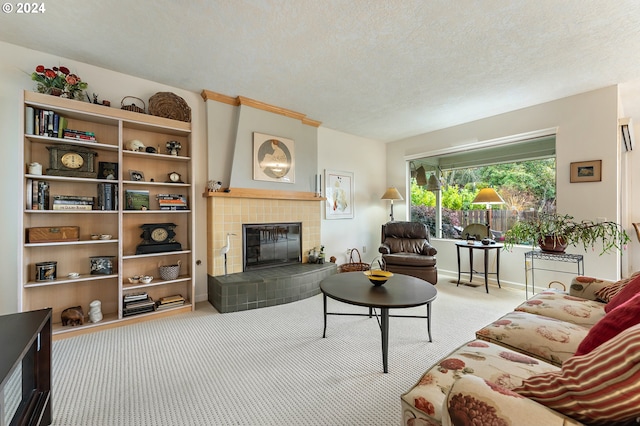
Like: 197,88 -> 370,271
122,292 -> 186,317
157,193 -> 188,210
27,180 -> 118,210
125,190 -> 189,210
25,107 -> 96,141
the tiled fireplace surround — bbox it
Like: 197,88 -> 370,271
206,192 -> 336,312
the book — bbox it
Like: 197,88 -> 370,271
57,117 -> 67,138
52,204 -> 92,210
26,178 -> 33,209
25,107 -> 34,135
125,189 -> 150,210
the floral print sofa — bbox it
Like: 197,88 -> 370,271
401,274 -> 640,425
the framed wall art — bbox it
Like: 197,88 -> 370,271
253,132 -> 295,183
325,169 -> 354,219
570,160 -> 601,183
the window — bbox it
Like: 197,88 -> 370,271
409,135 -> 556,240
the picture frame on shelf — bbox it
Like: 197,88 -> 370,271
325,169 -> 354,220
570,160 -> 601,183
98,162 -> 118,180
253,132 -> 295,183
129,169 -> 144,182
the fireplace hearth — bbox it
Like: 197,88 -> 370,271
243,222 -> 302,271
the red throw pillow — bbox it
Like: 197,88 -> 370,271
575,291 -> 640,356
605,273 -> 640,313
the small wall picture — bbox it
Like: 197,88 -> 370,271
325,169 -> 354,219
253,132 -> 295,183
570,160 -> 601,183
129,169 -> 145,182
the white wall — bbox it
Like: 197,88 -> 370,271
0,41 -> 209,314
318,127 -> 388,265
386,86 -> 632,287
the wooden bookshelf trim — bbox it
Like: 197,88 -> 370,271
204,187 -> 325,201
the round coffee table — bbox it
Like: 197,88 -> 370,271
320,271 -> 437,373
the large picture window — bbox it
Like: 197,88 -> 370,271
409,135 -> 556,240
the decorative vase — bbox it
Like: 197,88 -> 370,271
538,236 -> 568,253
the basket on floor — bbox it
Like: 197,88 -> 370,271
338,248 -> 371,273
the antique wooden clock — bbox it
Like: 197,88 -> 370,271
136,223 -> 182,254
46,144 -> 98,178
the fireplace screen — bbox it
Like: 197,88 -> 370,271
243,222 -> 302,271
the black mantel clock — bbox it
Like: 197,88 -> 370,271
136,223 -> 182,254
46,144 -> 98,178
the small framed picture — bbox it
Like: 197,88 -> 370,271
325,169 -> 354,219
129,170 -> 145,182
98,162 -> 118,180
570,160 -> 601,183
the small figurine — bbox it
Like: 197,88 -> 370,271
61,306 -> 85,326
207,180 -> 222,192
166,140 -> 182,156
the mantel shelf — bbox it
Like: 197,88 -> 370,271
203,187 -> 325,201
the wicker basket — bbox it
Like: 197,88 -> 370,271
121,96 -> 146,114
158,260 -> 181,281
338,248 -> 371,273
148,92 -> 191,122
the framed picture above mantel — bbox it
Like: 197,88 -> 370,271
253,132 -> 295,183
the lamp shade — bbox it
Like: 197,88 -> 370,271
381,187 -> 403,200
471,188 -> 505,205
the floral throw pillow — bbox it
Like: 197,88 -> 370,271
514,323 -> 640,424
594,271 -> 640,303
575,291 -> 640,355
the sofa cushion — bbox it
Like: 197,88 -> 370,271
514,289 -> 605,328
442,375 -> 583,426
383,252 -> 437,267
401,339 -> 558,425
593,271 -> 640,302
604,273 -> 640,313
575,291 -> 640,356
476,311 -> 589,366
514,323 -> 640,425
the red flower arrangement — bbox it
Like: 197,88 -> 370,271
31,65 -> 88,99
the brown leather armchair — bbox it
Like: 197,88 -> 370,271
378,221 -> 438,284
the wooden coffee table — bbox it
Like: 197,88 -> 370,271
320,271 -> 437,373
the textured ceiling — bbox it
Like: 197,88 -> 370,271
2,0 -> 640,142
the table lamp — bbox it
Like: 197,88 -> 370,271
471,188 -> 505,236
381,187 -> 403,221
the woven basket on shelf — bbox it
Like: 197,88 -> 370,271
148,92 -> 191,122
121,96 -> 146,114
338,248 -> 371,273
158,260 -> 181,281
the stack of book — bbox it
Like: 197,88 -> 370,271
157,193 -> 188,210
155,294 -> 185,311
52,195 -> 95,211
97,183 -> 118,210
26,179 -> 50,210
123,292 -> 155,317
25,108 -> 67,138
62,129 -> 96,142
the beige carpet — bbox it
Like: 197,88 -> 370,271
50,277 -> 525,426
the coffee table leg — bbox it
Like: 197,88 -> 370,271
381,307 -> 389,373
322,293 -> 327,338
426,302 -> 432,342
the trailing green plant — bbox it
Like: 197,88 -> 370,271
504,213 -> 630,255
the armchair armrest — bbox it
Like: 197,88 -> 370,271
378,243 -> 391,254
442,375 -> 581,426
420,243 -> 437,256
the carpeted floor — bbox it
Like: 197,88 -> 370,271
50,278 -> 525,426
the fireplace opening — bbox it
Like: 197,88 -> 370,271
243,222 -> 302,271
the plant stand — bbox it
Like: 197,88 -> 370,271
524,250 -> 584,299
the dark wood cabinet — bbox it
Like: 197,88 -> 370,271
0,308 -> 51,426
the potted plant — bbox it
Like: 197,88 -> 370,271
504,212 -> 630,255
31,65 -> 88,100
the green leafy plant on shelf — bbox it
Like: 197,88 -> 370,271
31,65 -> 88,100
504,212 -> 630,255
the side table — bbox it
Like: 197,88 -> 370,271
524,250 -> 584,298
455,241 -> 503,293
